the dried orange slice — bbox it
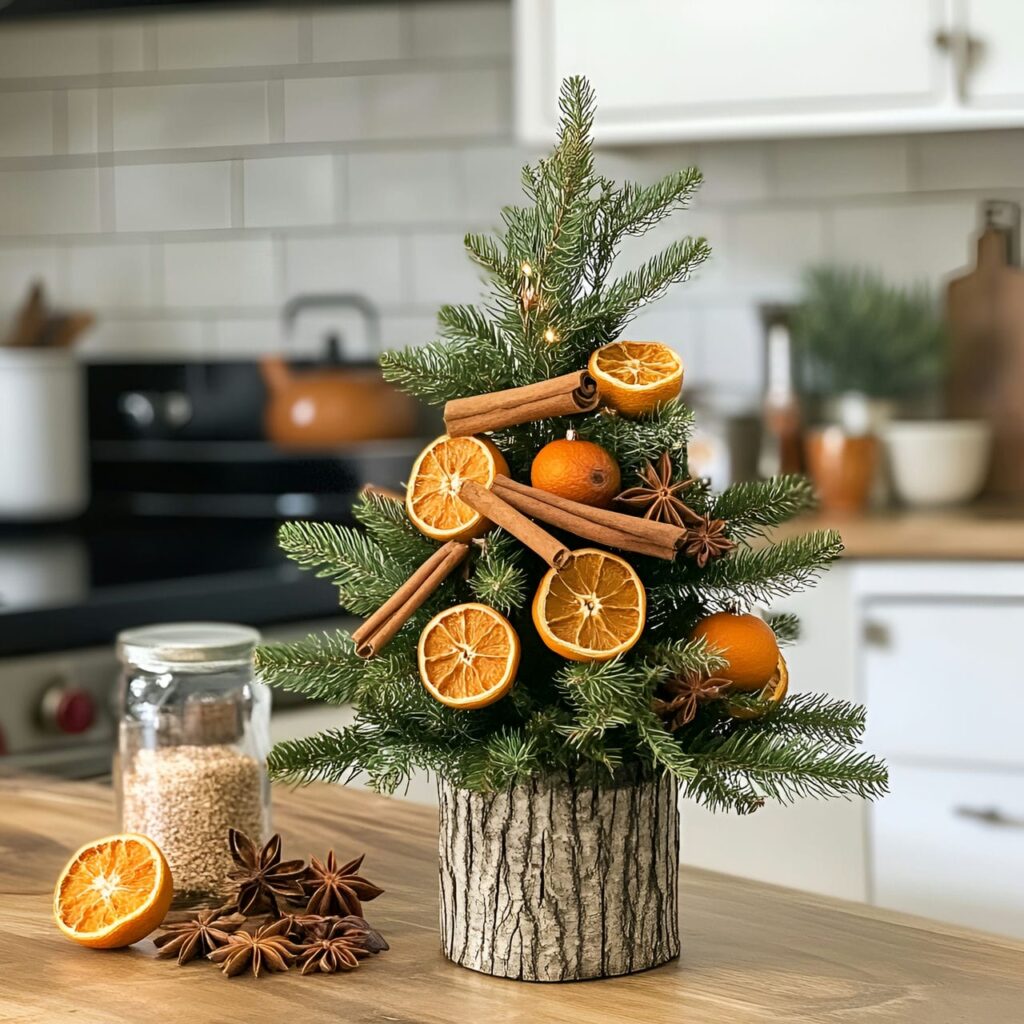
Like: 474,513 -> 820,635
406,434 -> 509,542
418,602 -> 520,708
588,340 -> 684,417
532,548 -> 646,662
54,833 -> 173,949
729,654 -> 789,720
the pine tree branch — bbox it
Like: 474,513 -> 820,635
712,475 -> 817,540
352,491 -> 434,561
575,401 -> 694,473
767,611 -> 801,646
254,632 -> 361,704
736,692 -> 866,746
469,532 -> 528,613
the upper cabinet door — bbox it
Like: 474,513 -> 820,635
959,0 -> 1024,106
516,0 -> 1024,141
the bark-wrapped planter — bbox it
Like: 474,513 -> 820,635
437,768 -> 680,982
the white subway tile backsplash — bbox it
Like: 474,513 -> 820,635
831,201 -> 976,287
212,316 -> 284,356
410,1 -> 511,59
0,247 -> 60,309
0,24 -> 103,78
283,77 -> 363,143
155,11 -> 300,69
284,234 -> 402,307
363,70 -> 508,140
311,7 -> 405,63
348,150 -> 461,224
700,306 -> 764,395
726,208 -> 825,297
408,232 -> 485,306
244,156 -> 335,227
114,162 -> 232,232
108,21 -> 146,73
0,92 -> 53,158
460,145 -> 532,222
694,142 -> 772,205
163,239 -> 276,308
380,313 -> 439,348
79,317 -> 204,358
112,82 -> 269,151
0,169 -> 99,236
774,137 -> 908,198
67,90 -> 100,154
912,131 -> 1024,192
68,244 -> 154,310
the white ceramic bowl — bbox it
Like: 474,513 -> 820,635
882,420 -> 992,507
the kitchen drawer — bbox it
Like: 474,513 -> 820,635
872,761 -> 1024,938
862,598 -> 1024,766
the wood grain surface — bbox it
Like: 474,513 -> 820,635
769,506 -> 1024,560
2,777 -> 1023,1023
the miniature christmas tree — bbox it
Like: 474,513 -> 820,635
259,77 -> 887,817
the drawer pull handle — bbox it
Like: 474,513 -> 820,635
954,805 -> 1024,829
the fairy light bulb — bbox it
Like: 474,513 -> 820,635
543,327 -> 559,344
521,262 -> 533,277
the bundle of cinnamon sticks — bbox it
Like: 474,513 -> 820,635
352,541 -> 469,658
491,476 -> 686,561
444,370 -> 599,437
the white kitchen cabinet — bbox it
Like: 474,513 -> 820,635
515,0 -> 1024,142
873,761 -> 1024,937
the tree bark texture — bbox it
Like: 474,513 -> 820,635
437,770 -> 680,982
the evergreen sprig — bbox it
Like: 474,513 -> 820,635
263,75 -> 887,813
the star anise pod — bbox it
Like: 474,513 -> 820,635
683,515 -> 735,568
226,829 -> 306,917
207,919 -> 300,978
154,905 -> 247,965
294,919 -> 373,975
339,914 -> 389,953
303,851 -> 384,917
653,669 -> 732,731
615,451 -> 702,528
275,911 -> 330,942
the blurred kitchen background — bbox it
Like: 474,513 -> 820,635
3,0 -> 1024,940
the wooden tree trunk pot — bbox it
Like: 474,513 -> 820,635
437,770 -> 680,982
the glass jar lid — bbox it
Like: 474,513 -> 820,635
118,622 -> 261,672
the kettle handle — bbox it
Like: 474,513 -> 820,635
281,293 -> 381,352
259,355 -> 292,394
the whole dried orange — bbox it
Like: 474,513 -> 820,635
588,340 -> 683,417
692,612 -> 780,691
532,548 -> 646,662
728,654 -> 789,719
530,434 -> 621,508
54,833 -> 173,949
418,602 -> 520,709
406,434 -> 509,542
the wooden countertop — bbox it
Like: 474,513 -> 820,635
771,505 -> 1024,560
2,778 -> 1023,1023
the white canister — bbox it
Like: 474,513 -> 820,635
0,348 -> 88,520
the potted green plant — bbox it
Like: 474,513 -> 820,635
792,266 -> 948,510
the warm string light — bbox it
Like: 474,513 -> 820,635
543,327 -> 559,344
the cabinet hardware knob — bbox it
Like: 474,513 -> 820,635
953,805 -> 1024,829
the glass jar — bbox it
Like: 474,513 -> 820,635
115,622 -> 270,907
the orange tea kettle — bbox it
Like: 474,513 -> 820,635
260,294 -> 417,448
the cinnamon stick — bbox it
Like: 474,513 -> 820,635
352,540 -> 469,658
459,480 -> 570,568
444,371 -> 599,437
491,475 -> 686,561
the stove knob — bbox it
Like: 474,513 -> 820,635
40,685 -> 96,735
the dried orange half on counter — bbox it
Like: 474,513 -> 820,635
532,548 -> 646,662
418,602 -> 520,709
589,340 -> 683,417
54,833 -> 173,949
406,434 -> 509,542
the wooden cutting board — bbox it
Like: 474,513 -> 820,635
946,226 -> 1024,495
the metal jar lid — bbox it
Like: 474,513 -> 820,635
117,622 -> 261,672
